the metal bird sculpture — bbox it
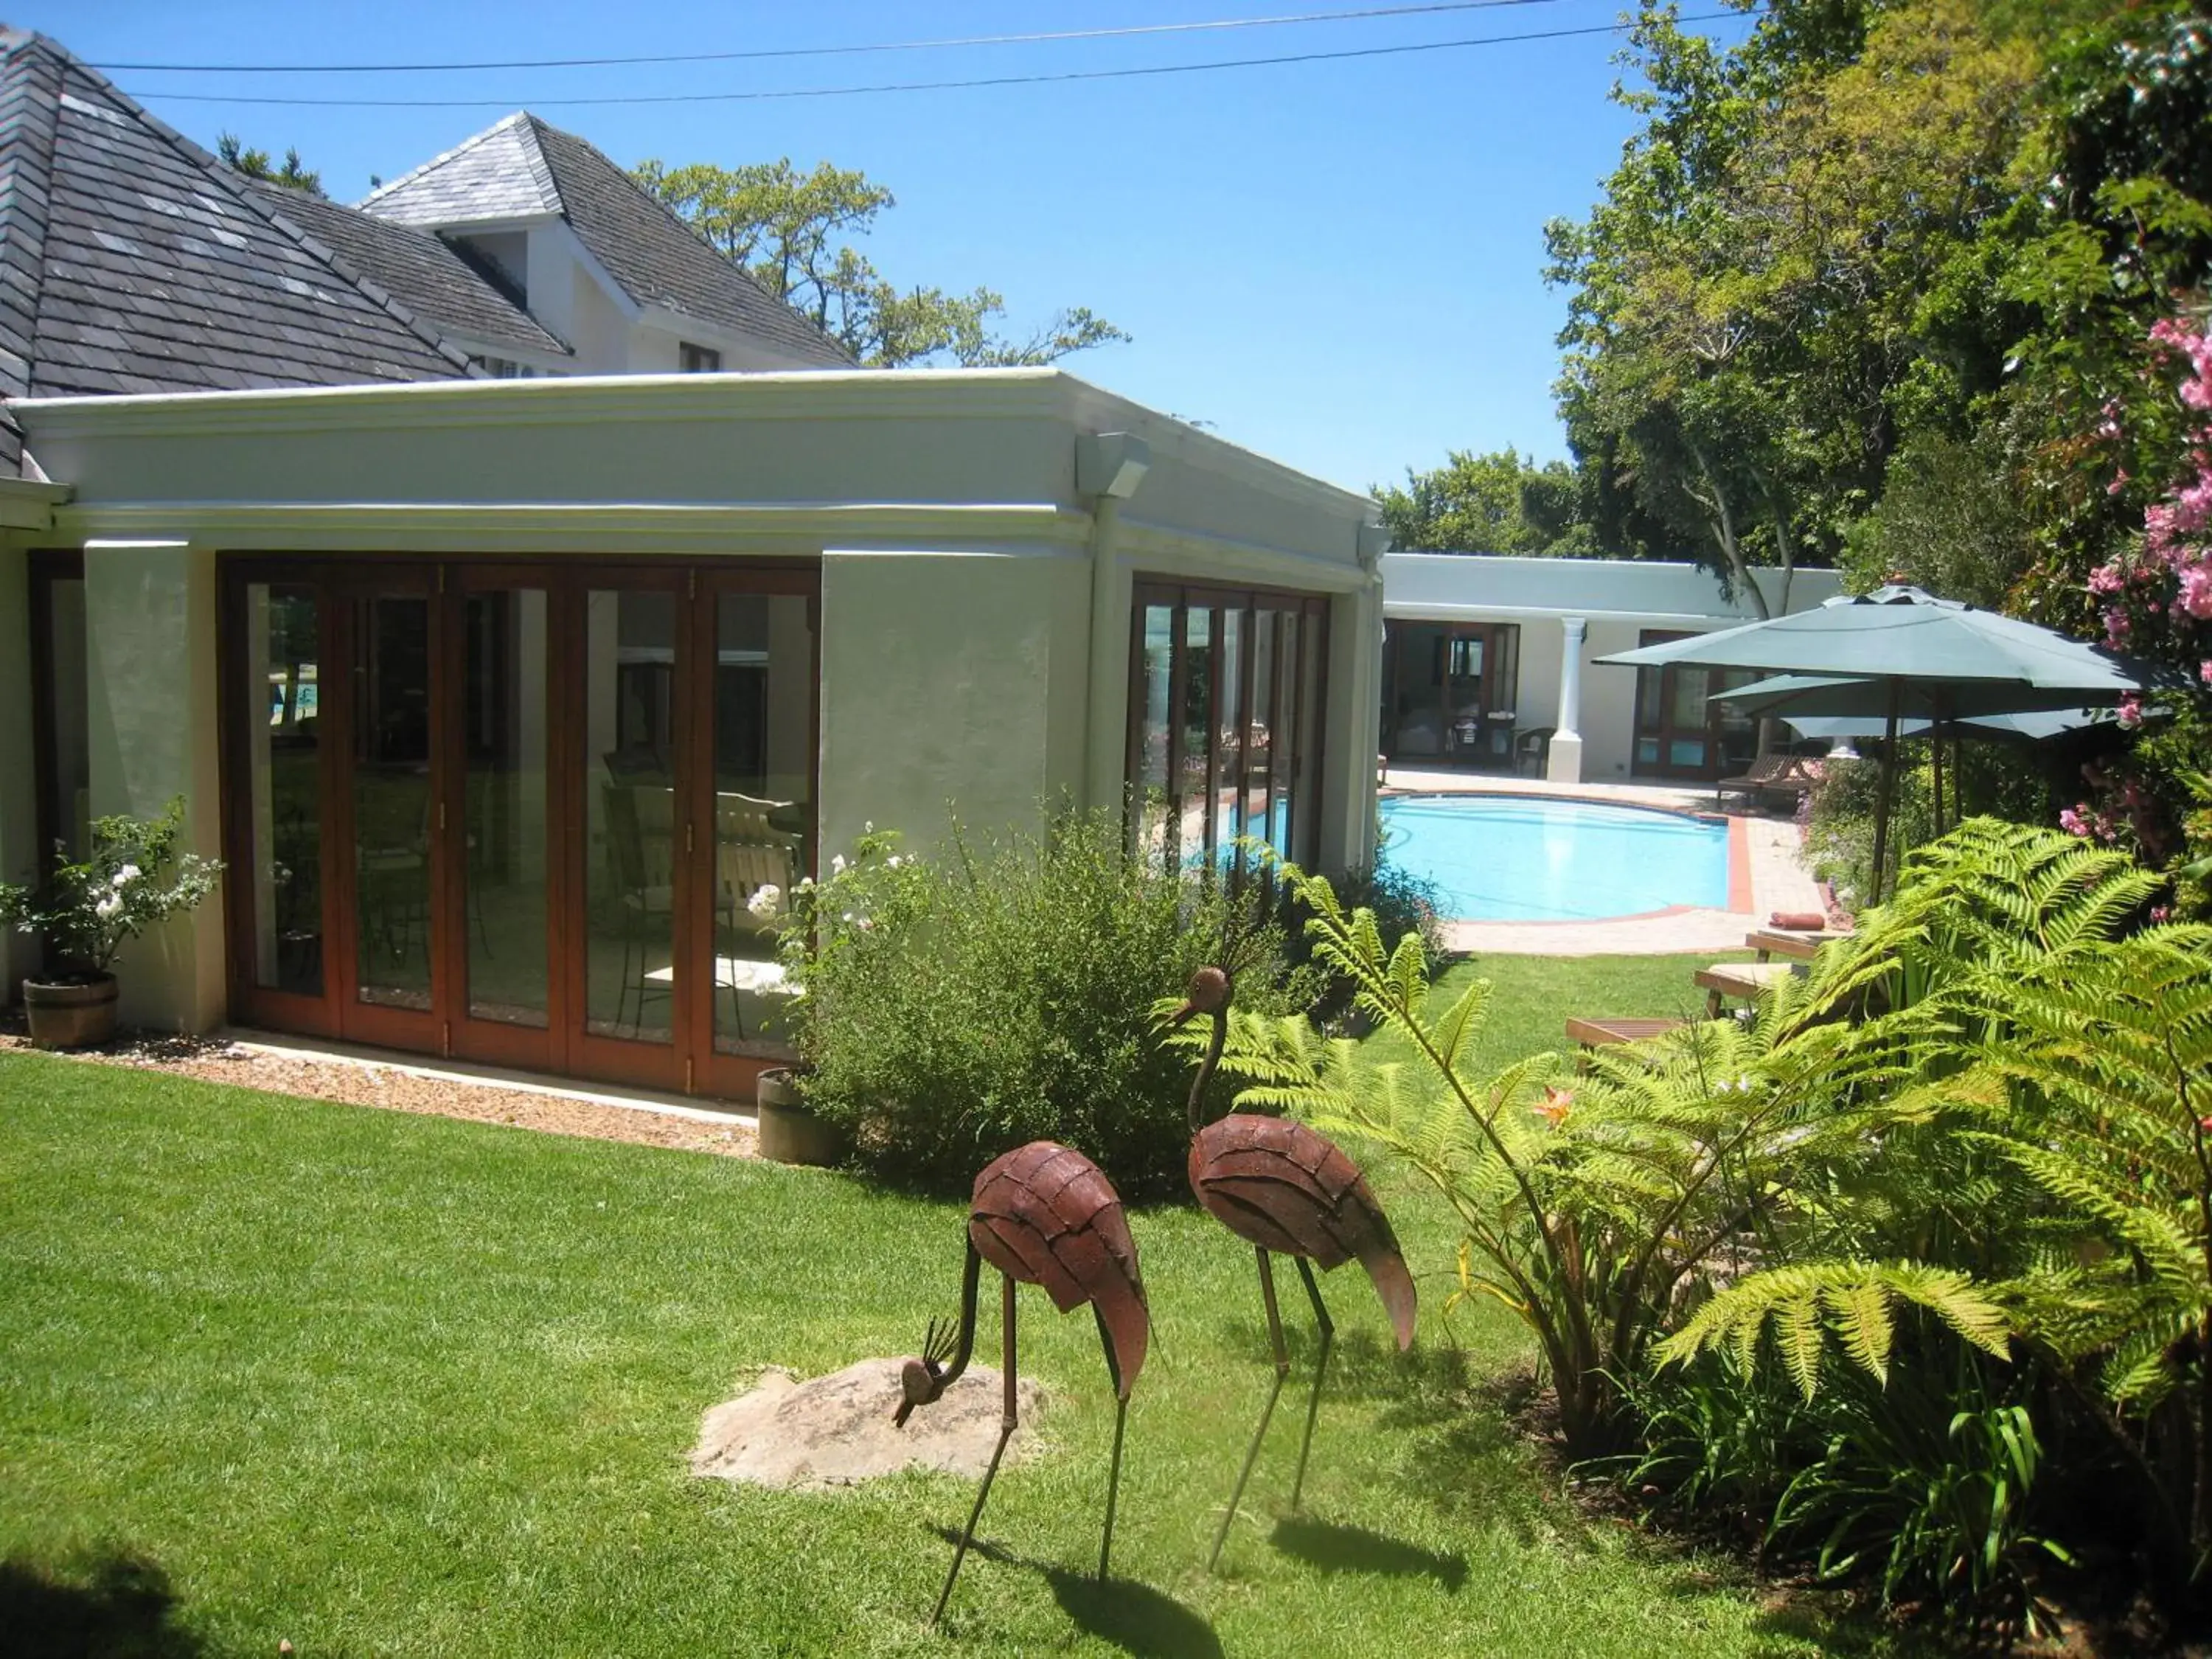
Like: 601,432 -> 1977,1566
894,1139 -> 1150,1625
1172,964 -> 1416,1568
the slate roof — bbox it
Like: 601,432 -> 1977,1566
0,28 -> 478,475
363,113 -> 852,368
246,179 -> 569,361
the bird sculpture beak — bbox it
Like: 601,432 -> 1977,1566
1169,1000 -> 1197,1029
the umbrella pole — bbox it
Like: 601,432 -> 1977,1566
1932,728 -> 1944,837
1869,682 -> 1901,905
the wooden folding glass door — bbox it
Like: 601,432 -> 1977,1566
222,558 -> 815,1098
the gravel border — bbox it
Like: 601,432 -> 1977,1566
0,1016 -> 759,1161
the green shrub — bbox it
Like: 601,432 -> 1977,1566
1626,1343 -> 2068,1639
779,809 -> 1289,1199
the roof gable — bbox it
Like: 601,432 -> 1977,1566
361,111 -> 851,369
357,112 -> 560,229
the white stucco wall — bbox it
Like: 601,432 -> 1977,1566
0,544 -> 36,992
79,542 -> 226,1032
15,370 -> 1379,1036
818,546 -> 1092,865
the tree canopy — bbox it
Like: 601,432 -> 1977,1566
1371,447 -> 1595,554
633,157 -> 1129,369
215,133 -> 324,197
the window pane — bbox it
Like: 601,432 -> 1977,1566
1293,608 -> 1323,866
586,590 -> 678,1043
1180,605 -> 1211,869
1135,602 -> 1174,866
463,591 -> 549,1028
39,577 -> 90,864
1281,610 -> 1304,863
352,594 -> 434,1012
1248,610 -> 1277,854
1214,606 -> 1242,868
712,591 -> 810,1057
246,585 -> 324,996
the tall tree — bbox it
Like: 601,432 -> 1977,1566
633,157 -> 1128,369
215,133 -> 324,197
1545,0 -> 2039,613
1371,446 -> 1596,554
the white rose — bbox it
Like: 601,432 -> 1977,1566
113,863 -> 141,887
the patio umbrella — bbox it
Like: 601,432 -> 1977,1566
1597,586 -> 2184,900
1716,675 -> 2124,838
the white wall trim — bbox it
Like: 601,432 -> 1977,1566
17,369 -> 1375,524
50,499 -> 1091,554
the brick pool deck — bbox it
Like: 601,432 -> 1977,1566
1383,768 -> 1827,957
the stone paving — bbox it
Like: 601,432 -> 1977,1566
1383,766 -> 1828,957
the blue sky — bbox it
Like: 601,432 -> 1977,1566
35,1 -> 1750,495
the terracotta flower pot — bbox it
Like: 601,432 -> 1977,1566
21,973 -> 119,1050
754,1067 -> 842,1167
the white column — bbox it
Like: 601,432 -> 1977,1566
1545,615 -> 1587,784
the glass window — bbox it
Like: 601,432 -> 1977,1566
680,343 -> 722,372
712,591 -> 811,1058
1133,603 -> 1175,864
586,590 -> 678,1043
462,590 -> 550,1029
1129,584 -> 1326,874
243,585 -> 324,997
351,594 -> 434,1012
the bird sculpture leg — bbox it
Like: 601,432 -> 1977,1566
1094,1305 -> 1129,1583
1287,1256 -> 1335,1512
931,1273 -> 1018,1627
1209,1246 -> 1290,1571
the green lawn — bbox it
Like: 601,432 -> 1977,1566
2,954 -> 1883,1658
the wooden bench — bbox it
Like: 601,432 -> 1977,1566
1715,754 -> 1822,811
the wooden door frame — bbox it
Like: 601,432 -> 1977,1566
218,553 -> 822,1103
688,566 -> 821,1102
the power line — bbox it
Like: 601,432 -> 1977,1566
131,13 -> 1740,110
97,0 -> 1564,74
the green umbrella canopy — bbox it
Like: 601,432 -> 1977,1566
1596,585 -> 2182,697
1709,672 -> 2136,721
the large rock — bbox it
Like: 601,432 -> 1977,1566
690,1358 -> 1046,1491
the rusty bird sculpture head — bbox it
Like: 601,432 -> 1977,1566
1172,965 -> 1234,1131
893,1313 -> 960,1427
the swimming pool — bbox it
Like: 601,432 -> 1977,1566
1379,795 -> 1733,922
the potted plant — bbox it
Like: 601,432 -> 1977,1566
1,797 -> 223,1050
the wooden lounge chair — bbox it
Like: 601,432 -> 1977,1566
1695,959 -> 1801,1018
1565,1015 -> 1686,1048
1715,753 -> 1822,811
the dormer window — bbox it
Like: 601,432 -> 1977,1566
680,343 -> 721,373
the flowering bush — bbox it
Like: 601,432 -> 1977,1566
2087,311 -> 2212,682
0,798 -> 223,978
773,808 -> 1292,1197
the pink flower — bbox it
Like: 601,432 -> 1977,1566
2118,694 -> 2144,730
2106,608 -> 2132,645
2153,905 -> 2174,924
2059,807 -> 2090,837
2199,658 -> 2212,686
2109,468 -> 2132,495
2089,563 -> 2126,595
2183,563 -> 2212,620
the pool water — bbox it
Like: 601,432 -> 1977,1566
1380,795 -> 1731,922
